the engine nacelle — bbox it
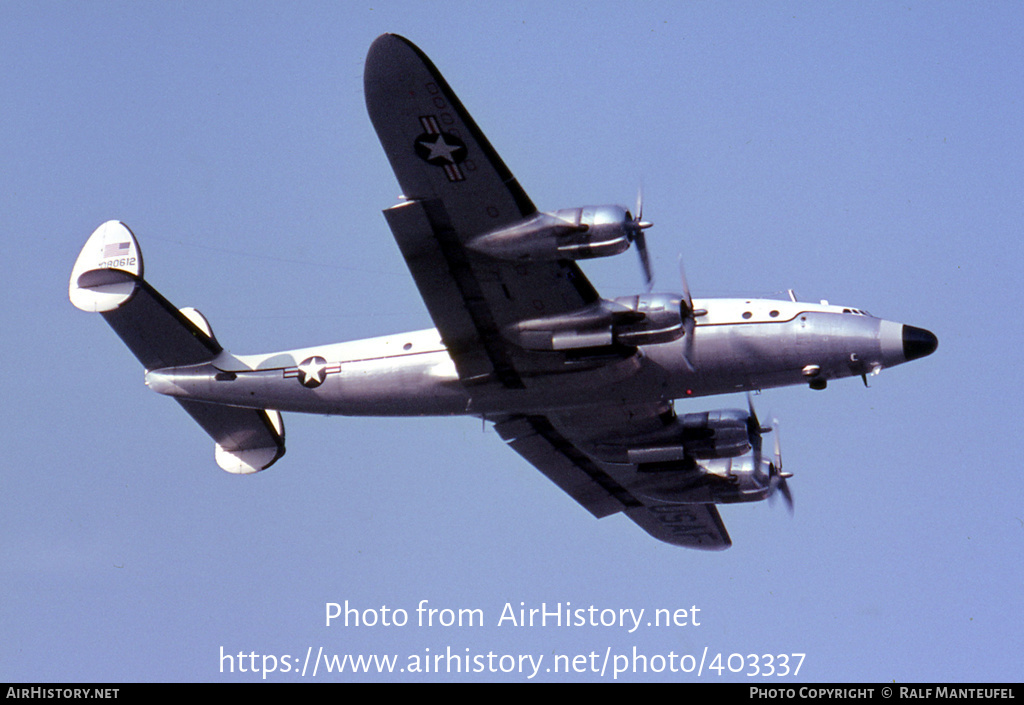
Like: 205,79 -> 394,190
632,450 -> 774,505
610,409 -> 752,466
610,294 -> 686,347
503,294 -> 684,351
467,205 -> 636,262
621,410 -> 783,505
677,409 -> 752,460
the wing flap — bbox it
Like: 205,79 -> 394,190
494,415 -> 631,518
384,198 -> 513,386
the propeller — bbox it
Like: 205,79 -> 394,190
767,418 -> 794,514
746,394 -> 793,513
621,188 -> 704,371
624,187 -> 654,290
746,393 -> 768,464
678,256 -> 705,372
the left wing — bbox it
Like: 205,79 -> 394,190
364,34 -> 602,388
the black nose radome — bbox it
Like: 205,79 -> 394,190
902,325 -> 938,361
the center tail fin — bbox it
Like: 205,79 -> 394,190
70,221 -> 285,473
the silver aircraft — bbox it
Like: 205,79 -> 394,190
69,34 -> 937,549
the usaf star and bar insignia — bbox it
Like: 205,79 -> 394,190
413,115 -> 468,182
283,356 -> 341,389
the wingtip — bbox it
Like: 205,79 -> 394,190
368,32 -> 416,55
365,33 -> 418,85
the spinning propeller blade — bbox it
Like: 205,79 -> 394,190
747,394 -> 793,514
625,187 -> 654,290
768,419 -> 794,514
678,257 -> 705,372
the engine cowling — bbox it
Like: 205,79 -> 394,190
632,449 -> 775,504
467,205 -> 637,261
610,294 -> 685,347
624,409 -> 778,504
618,409 -> 753,466
503,294 -> 685,352
604,398 -> 788,506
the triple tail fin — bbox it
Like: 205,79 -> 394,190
69,221 -> 285,473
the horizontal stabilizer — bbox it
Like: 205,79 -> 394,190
70,221 -> 221,369
177,400 -> 285,473
101,278 -> 222,369
70,221 -> 285,473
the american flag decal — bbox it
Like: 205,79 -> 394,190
104,241 -> 131,258
413,115 -> 468,182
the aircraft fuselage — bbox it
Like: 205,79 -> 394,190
143,296 -> 935,417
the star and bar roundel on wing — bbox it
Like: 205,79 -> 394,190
413,115 -> 468,182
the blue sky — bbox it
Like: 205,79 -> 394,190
3,1 -> 1022,682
